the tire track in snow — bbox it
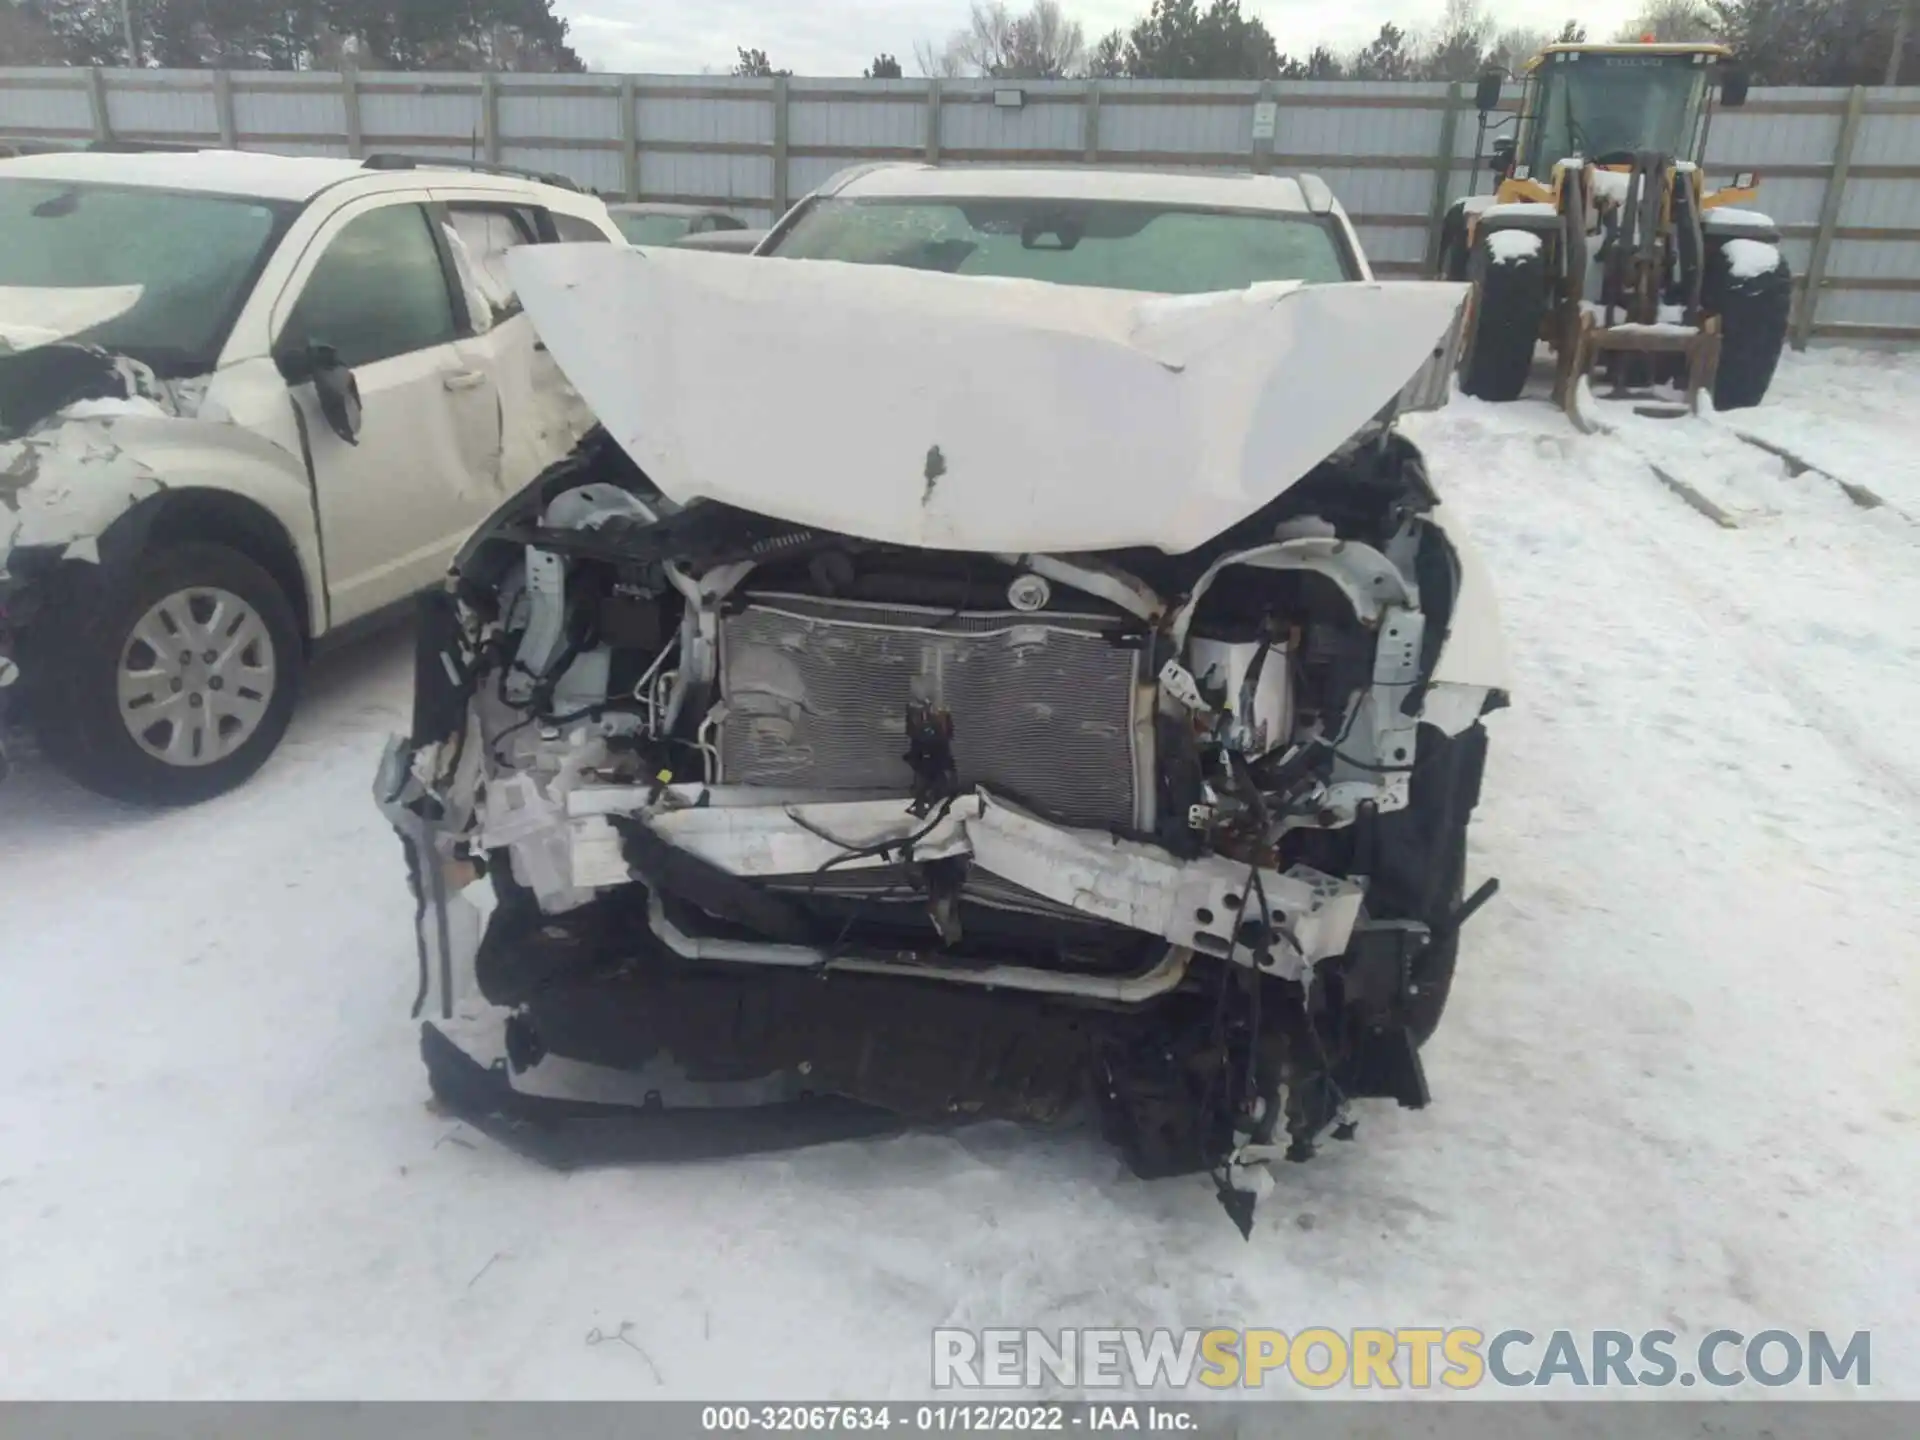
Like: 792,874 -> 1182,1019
1570,409 -> 1920,813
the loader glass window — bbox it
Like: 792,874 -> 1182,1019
1527,58 -> 1706,171
769,199 -> 1356,291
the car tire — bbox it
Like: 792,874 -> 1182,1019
1706,246 -> 1793,411
1459,235 -> 1547,403
31,541 -> 303,806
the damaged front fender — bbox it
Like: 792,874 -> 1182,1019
0,373 -> 321,632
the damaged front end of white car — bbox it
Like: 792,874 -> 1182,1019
379,246 -> 1509,1233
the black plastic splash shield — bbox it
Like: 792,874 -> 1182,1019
419,1022 -> 906,1170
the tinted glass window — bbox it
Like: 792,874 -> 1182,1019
1527,58 -> 1705,171
614,212 -> 695,246
553,212 -> 614,243
768,198 -> 1354,291
284,204 -> 455,369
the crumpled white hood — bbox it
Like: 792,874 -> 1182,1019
509,244 -> 1468,554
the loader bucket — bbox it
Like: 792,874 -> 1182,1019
1560,312 -> 1724,434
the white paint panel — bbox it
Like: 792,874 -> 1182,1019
233,87 -> 345,142
359,92 -> 479,140
1729,175 -> 1826,228
105,77 -> 217,137
789,155 -> 868,197
1355,225 -> 1427,266
1821,289 -> 1920,327
1840,175 -> 1920,229
1309,167 -> 1432,220
789,98 -> 923,150
0,78 -> 91,133
1278,104 -> 1438,162
1706,108 -> 1842,167
1099,102 -> 1248,156
499,94 -> 622,143
251,140 -> 351,159
642,150 -> 773,204
941,98 -> 1083,153
500,147 -> 624,195
637,97 -> 771,145
1829,237 -> 1920,279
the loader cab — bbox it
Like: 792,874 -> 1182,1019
1511,44 -> 1734,179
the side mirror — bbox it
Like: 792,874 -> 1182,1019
1474,69 -> 1505,116
279,341 -> 362,445
1720,67 -> 1751,108
1490,136 -> 1517,173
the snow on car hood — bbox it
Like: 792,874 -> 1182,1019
508,244 -> 1470,555
0,284 -> 143,352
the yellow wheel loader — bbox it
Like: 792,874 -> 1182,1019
1436,42 -> 1794,423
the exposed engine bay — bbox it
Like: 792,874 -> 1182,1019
380,413 -> 1506,1234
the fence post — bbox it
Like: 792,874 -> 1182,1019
213,68 -> 237,148
771,74 -> 790,216
481,71 -> 501,165
1424,82 -> 1464,274
1082,80 -> 1101,164
1251,78 -> 1275,174
1796,84 -> 1866,350
925,78 -> 942,165
620,75 -> 639,201
341,59 -> 363,158
84,67 -> 111,143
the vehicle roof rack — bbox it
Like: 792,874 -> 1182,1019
361,153 -> 583,193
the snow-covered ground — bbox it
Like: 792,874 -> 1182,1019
2,350 -> 1916,1400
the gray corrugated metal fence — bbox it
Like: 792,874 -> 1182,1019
5,66 -> 1920,341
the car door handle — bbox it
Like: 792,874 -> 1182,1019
442,369 -> 488,392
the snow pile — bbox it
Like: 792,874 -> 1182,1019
1486,229 -> 1542,264
1704,207 -> 1775,229
1724,237 -> 1783,279
1607,322 -> 1699,336
0,354 -> 1917,1400
1587,167 -> 1631,204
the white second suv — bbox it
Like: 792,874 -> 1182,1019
0,148 -> 623,803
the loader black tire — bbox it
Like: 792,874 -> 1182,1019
1706,245 -> 1793,411
1459,235 -> 1547,403
1437,204 -> 1472,281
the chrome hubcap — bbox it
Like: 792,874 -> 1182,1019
116,587 -> 276,767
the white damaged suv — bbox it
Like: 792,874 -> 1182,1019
0,148 -> 622,802
380,165 -> 1513,1231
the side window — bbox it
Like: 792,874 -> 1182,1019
551,212 -> 613,243
446,205 -> 537,325
283,204 -> 455,369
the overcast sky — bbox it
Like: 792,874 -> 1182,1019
556,0 -> 1653,77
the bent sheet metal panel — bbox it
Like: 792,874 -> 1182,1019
507,243 -> 1470,554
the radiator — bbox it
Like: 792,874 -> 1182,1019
715,593 -> 1146,830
